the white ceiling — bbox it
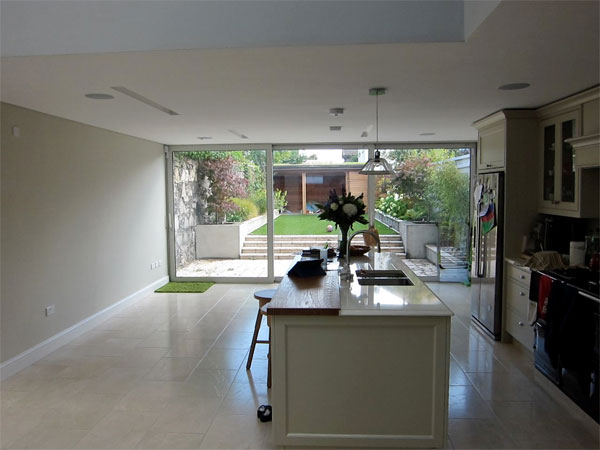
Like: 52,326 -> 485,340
1,1 -> 598,145
1,1 -> 468,56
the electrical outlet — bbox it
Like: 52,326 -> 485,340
45,305 -> 55,316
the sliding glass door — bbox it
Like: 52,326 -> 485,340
165,143 -> 474,283
167,145 -> 273,282
271,147 -> 371,277
373,146 -> 473,282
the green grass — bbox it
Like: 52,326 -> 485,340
155,282 -> 214,293
251,214 -> 397,235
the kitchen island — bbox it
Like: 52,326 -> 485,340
267,252 -> 453,448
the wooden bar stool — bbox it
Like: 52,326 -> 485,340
247,289 -> 275,388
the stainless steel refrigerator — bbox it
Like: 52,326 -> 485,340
470,172 -> 504,339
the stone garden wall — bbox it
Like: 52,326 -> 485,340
173,156 -> 200,269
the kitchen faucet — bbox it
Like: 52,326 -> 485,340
340,229 -> 382,281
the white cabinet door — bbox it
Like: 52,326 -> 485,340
478,122 -> 505,172
539,110 -> 581,215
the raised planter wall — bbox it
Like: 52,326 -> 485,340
195,211 -> 278,259
375,210 -> 438,259
399,221 -> 438,259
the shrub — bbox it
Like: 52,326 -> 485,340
376,195 -> 408,219
376,195 -> 427,221
274,189 -> 288,213
251,192 -> 267,214
228,198 -> 259,222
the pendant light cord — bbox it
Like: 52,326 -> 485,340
375,92 -> 379,148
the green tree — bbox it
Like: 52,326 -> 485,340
274,150 -> 310,164
425,162 -> 470,246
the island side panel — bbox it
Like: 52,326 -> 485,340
271,315 -> 450,448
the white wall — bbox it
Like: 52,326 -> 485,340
1,103 -> 168,363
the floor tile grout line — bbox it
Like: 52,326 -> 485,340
72,288 -> 251,450
178,289 -> 264,449
182,291 -> 257,380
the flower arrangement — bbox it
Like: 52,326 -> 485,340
315,187 -> 368,257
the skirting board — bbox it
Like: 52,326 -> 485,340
0,275 -> 169,381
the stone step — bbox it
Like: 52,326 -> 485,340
241,245 -> 405,254
243,241 -> 403,249
243,238 -> 402,245
240,251 -> 407,260
245,235 -> 401,241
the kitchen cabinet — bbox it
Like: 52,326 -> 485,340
568,134 -> 600,168
477,121 -> 505,172
472,110 -> 539,271
539,110 -> 580,213
504,261 -> 533,348
538,86 -> 599,218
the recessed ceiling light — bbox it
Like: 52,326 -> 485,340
329,126 -> 342,131
498,83 -> 531,91
197,136 -> 213,140
85,93 -> 114,100
329,108 -> 344,116
420,132 -> 436,136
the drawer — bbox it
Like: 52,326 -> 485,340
506,307 -> 534,348
505,279 -> 529,316
506,264 -> 531,287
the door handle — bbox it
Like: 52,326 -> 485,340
478,228 -> 485,278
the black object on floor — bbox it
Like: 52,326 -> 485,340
257,404 -> 272,422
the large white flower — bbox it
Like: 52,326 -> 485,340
342,203 -> 358,217
330,202 -> 339,211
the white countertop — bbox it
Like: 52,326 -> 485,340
338,252 -> 454,317
505,256 -> 532,271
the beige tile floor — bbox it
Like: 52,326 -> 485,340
1,282 -> 599,449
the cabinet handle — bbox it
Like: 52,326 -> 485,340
518,321 -> 524,326
519,275 -> 526,279
485,164 -> 492,167
519,291 -> 525,296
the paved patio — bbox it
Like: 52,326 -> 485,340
177,258 -> 294,278
178,255 -> 440,279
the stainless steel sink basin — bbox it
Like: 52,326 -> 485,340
355,269 -> 408,278
355,269 -> 414,286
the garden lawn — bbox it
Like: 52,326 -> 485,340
251,214 -> 397,235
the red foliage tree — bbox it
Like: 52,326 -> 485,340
200,155 -> 248,223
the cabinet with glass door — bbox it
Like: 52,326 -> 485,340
539,110 -> 581,216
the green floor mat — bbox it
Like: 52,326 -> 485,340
155,281 -> 214,293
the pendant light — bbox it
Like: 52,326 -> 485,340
359,87 -> 394,175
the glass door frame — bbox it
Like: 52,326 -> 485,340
377,142 -> 476,282
166,144 -> 275,283
271,144 -> 375,281
165,142 -> 475,284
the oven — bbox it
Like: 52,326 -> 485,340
533,269 -> 599,423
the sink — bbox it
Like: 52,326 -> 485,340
357,278 -> 414,286
355,269 -> 408,278
355,269 -> 414,286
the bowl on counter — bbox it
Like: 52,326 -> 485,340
349,245 -> 370,256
